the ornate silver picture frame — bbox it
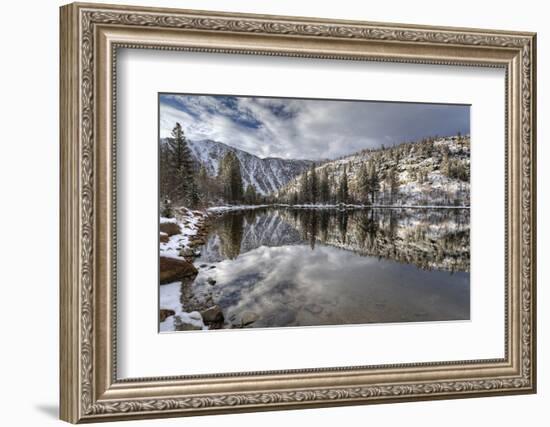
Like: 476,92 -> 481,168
60,2 -> 536,423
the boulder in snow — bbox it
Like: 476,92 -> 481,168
160,222 -> 181,236
159,256 -> 198,284
159,309 -> 175,322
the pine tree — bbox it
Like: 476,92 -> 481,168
385,167 -> 399,204
392,148 -> 401,164
319,168 -> 330,203
338,165 -> 349,204
165,123 -> 196,206
309,164 -> 318,204
219,152 -> 243,203
229,154 -> 243,202
197,165 -> 209,200
300,171 -> 309,204
244,184 -> 257,205
368,161 -> 380,204
198,165 -> 207,181
329,171 -> 337,204
189,179 -> 200,207
219,154 -> 229,201
159,142 -> 171,200
421,138 -> 434,157
357,162 -> 371,204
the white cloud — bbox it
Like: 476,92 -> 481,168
160,95 -> 469,160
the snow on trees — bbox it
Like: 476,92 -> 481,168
275,134 -> 470,207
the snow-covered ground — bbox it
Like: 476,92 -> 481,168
159,282 -> 207,332
160,207 -> 209,331
159,207 -> 205,259
160,205 -> 272,331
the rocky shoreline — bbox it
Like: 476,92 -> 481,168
159,207 -> 253,331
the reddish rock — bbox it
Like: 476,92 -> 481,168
160,222 -> 181,236
160,232 -> 169,243
159,256 -> 198,284
159,309 -> 175,322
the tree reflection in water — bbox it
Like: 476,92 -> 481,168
203,207 -> 469,273
218,213 -> 244,260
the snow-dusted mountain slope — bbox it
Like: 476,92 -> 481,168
161,138 -> 312,195
278,135 -> 470,206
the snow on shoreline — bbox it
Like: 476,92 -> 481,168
207,203 -> 469,213
160,208 -> 209,332
160,282 -> 207,332
159,207 -> 205,259
207,204 -> 270,213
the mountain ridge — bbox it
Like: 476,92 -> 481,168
161,137 -> 313,195
276,135 -> 470,207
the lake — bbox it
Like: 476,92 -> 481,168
163,207 -> 470,330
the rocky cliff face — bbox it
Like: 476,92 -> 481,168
161,138 -> 312,195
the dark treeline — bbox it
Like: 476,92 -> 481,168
285,160 -> 395,205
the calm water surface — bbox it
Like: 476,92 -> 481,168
171,207 -> 470,329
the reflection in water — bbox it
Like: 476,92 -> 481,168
202,207 -> 470,273
166,207 -> 470,329
218,214 -> 244,260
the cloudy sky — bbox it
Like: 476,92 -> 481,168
159,94 -> 469,161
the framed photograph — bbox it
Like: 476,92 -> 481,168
60,2 -> 537,423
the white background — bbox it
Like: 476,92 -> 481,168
118,50 -> 504,378
0,0 -> 546,426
